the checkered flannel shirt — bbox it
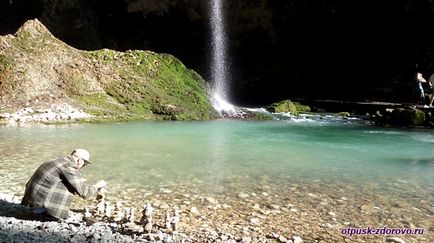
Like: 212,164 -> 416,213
21,156 -> 97,219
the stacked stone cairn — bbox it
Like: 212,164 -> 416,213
111,202 -> 124,222
81,190 -> 180,235
93,188 -> 113,220
140,202 -> 154,233
165,210 -> 180,233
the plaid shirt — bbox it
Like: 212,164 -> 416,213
21,156 -> 97,219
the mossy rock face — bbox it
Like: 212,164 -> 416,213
391,108 -> 425,126
76,50 -> 218,120
293,102 -> 311,112
0,19 -> 217,121
268,99 -> 299,116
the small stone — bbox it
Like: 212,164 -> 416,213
238,192 -> 249,199
190,207 -> 199,214
250,218 -> 260,226
278,235 -> 287,242
160,188 -> 172,194
222,204 -> 231,209
241,235 -> 251,243
361,204 -> 372,211
69,224 -> 78,233
386,237 -> 406,243
205,197 -> 217,204
270,204 -> 280,210
293,236 -> 303,243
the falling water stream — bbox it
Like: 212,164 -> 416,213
210,0 -> 237,115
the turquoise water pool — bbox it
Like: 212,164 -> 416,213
1,119 -> 434,195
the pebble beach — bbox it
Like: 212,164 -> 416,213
1,174 -> 433,242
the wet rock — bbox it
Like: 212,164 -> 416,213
204,197 -> 217,204
238,192 -> 249,199
252,204 -> 261,211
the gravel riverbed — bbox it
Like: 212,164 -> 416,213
1,174 -> 433,243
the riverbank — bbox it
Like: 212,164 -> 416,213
1,98 -> 429,127
0,192 -> 304,242
0,193 -> 186,242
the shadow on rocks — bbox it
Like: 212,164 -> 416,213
0,198 -> 58,222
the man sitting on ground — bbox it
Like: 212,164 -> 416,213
21,149 -> 106,220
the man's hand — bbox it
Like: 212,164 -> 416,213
94,180 -> 106,190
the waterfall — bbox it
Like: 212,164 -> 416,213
210,0 -> 237,115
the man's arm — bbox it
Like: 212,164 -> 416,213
61,166 -> 98,199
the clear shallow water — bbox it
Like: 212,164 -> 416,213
1,119 -> 434,196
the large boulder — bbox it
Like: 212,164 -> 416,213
391,108 -> 425,126
268,99 -> 299,116
375,107 -> 426,127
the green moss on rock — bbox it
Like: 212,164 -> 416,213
80,49 -> 217,120
0,54 -> 11,74
336,112 -> 351,117
293,102 -> 311,113
251,112 -> 274,120
87,49 -> 119,61
391,108 -> 425,126
268,99 -> 299,116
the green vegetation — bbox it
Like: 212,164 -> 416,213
11,31 -> 32,51
87,49 -> 119,61
80,49 -> 217,120
250,111 -> 274,120
0,54 -> 12,96
293,102 -> 311,113
0,54 -> 11,74
268,99 -> 299,116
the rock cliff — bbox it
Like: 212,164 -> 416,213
0,19 -> 217,124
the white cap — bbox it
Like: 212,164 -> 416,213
72,149 -> 91,164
